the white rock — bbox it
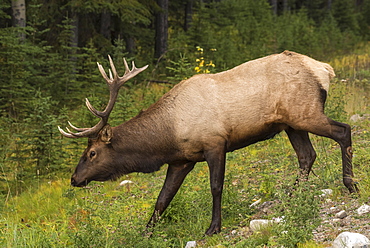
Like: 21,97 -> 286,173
335,210 -> 348,219
357,204 -> 370,215
249,198 -> 261,208
119,180 -> 133,186
350,114 -> 363,122
320,189 -> 333,197
272,216 -> 285,223
332,232 -> 370,248
185,241 -> 196,248
250,219 -> 273,232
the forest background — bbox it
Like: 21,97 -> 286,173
1,0 -> 370,246
2,0 -> 370,190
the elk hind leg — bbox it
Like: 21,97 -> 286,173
292,117 -> 358,193
321,119 -> 358,193
286,128 -> 316,183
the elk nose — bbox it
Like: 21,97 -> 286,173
71,176 -> 77,187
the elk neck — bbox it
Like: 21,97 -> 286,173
109,106 -> 179,174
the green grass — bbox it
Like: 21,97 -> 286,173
1,49 -> 370,247
2,121 -> 369,247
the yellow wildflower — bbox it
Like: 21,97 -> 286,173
207,60 -> 215,67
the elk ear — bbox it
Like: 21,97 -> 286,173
100,124 -> 113,143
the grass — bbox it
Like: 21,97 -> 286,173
1,47 -> 370,247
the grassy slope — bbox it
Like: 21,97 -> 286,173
1,46 -> 370,247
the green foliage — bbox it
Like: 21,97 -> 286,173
166,53 -> 194,82
0,1 -> 10,21
271,180 -> 322,247
0,26 -> 41,118
275,9 -> 318,55
189,0 -> 274,68
332,0 -> 359,33
324,79 -> 348,122
166,46 -> 217,82
23,90 -> 65,175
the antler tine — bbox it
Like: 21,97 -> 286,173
58,119 -> 106,138
131,61 -> 137,70
85,98 -> 103,118
57,121 -> 90,138
58,126 -> 76,138
68,121 -> 89,131
65,126 -> 74,134
123,58 -> 130,75
108,55 -> 118,80
118,60 -> 148,86
97,62 -> 110,82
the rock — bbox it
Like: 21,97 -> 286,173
119,180 -> 134,191
249,219 -> 273,232
119,180 -> 133,186
332,232 -> 370,248
357,204 -> 370,215
272,216 -> 285,223
258,200 -> 275,213
185,241 -> 196,248
249,198 -> 261,208
320,189 -> 333,197
350,114 -> 363,122
335,210 -> 348,219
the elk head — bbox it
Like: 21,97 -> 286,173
58,56 -> 148,187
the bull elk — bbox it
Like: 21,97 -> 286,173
59,51 -> 357,235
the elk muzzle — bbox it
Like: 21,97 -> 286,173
71,173 -> 89,187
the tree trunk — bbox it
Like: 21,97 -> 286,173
100,9 -> 111,41
184,0 -> 193,31
125,36 -> 136,56
11,0 -> 26,27
154,0 -> 168,60
69,9 -> 79,93
283,0 -> 289,12
328,0 -> 332,10
271,0 -> 277,15
70,11 -> 79,48
11,0 -> 26,40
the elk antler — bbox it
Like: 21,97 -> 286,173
58,56 -> 148,138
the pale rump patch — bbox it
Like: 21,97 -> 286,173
300,54 -> 334,92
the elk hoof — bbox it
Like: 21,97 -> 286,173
205,223 -> 221,236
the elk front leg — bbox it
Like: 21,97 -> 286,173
204,144 -> 226,235
146,162 -> 195,230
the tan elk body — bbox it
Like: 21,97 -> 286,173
59,51 -> 357,235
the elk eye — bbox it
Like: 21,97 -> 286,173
90,151 -> 96,158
